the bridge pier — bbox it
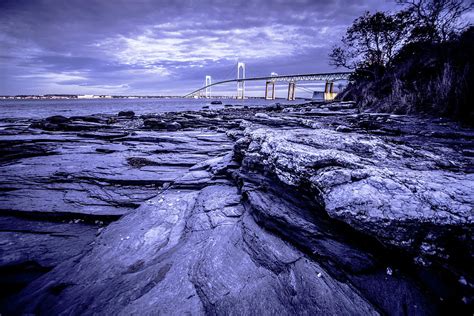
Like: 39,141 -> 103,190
287,82 -> 296,100
324,81 -> 336,101
265,81 -> 275,100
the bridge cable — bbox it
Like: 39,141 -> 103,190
206,62 -> 237,95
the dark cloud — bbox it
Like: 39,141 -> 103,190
0,0 -> 399,95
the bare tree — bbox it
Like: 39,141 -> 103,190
397,0 -> 473,42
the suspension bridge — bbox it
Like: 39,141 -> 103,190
184,62 -> 352,101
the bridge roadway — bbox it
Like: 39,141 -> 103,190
183,71 -> 352,99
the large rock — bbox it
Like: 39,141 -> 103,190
144,118 -> 182,131
236,125 -> 474,263
118,111 -> 135,118
45,115 -> 69,124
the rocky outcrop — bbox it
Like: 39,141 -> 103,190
1,103 -> 472,314
235,124 -> 473,263
0,158 -> 390,315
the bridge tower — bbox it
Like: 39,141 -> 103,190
205,75 -> 212,98
237,62 -> 245,99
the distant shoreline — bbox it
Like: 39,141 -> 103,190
0,95 -> 272,100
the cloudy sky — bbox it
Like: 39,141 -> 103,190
0,0 -> 402,96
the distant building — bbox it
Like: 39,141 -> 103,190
77,95 -> 111,99
44,94 -> 77,99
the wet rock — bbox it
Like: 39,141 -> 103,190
143,118 -> 181,131
45,115 -> 69,124
31,117 -> 113,131
266,103 -> 283,111
143,118 -> 167,129
70,115 -> 105,123
201,111 -> 217,118
118,111 -> 135,118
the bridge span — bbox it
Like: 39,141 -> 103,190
184,63 -> 352,101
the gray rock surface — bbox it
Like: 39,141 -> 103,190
237,126 -> 473,259
1,103 -> 472,314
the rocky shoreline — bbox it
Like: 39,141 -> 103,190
0,101 -> 473,314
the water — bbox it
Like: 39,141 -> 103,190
0,98 -> 304,119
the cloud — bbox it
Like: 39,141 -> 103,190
100,24 -> 325,67
0,0 -> 400,95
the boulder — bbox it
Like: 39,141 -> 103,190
143,118 -> 167,129
118,111 -> 135,118
166,121 -> 182,131
45,115 -> 69,124
266,103 -> 283,111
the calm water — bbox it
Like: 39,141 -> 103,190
0,98 -> 304,119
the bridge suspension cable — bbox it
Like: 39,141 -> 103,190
200,62 -> 239,97
295,85 -> 316,93
219,62 -> 238,81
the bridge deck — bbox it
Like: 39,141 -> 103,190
184,71 -> 352,97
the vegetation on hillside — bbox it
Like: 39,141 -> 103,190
330,0 -> 473,123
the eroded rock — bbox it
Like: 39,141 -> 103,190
236,124 -> 474,264
1,103 -> 472,314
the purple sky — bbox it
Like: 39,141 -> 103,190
0,0 -> 403,96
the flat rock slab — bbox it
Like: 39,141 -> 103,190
0,126 -> 231,217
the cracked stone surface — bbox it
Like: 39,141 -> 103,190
236,126 -> 474,257
1,102 -> 473,314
